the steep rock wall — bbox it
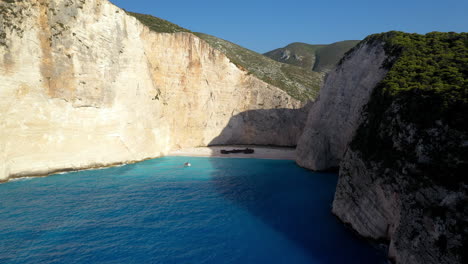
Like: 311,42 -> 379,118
209,104 -> 311,146
296,32 -> 467,264
334,104 -> 467,264
332,32 -> 467,264
335,150 -> 467,264
295,42 -> 389,170
0,0 -> 303,182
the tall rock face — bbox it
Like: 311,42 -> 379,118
209,104 -> 312,146
295,41 -> 389,170
0,0 -> 305,182
298,32 -> 467,264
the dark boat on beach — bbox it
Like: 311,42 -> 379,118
220,148 -> 254,154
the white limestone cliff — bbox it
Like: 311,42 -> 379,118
0,0 -> 304,182
296,34 -> 467,263
295,41 -> 389,170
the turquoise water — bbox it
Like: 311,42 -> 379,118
0,157 -> 386,263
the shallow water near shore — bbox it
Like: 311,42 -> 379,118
0,157 -> 386,263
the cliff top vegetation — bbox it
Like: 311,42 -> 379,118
351,31 -> 468,188
126,12 -> 191,34
370,31 -> 467,100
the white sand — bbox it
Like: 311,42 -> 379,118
168,145 -> 296,160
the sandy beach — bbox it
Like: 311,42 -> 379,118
168,145 -> 296,160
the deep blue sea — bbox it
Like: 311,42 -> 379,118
0,157 -> 386,264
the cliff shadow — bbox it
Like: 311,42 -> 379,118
205,104 -> 386,263
207,158 -> 387,264
208,103 -> 312,147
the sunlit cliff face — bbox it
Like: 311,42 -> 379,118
0,0 -> 303,181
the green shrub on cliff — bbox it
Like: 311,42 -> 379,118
372,31 -> 467,101
126,12 -> 191,33
351,31 -> 468,188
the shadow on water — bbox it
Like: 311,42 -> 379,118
209,103 -> 311,147
207,158 -> 387,264
204,104 -> 385,263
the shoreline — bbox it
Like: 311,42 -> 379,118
1,146 -> 296,184
1,157 -> 160,184
168,145 -> 296,160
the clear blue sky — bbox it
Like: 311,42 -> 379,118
110,0 -> 467,53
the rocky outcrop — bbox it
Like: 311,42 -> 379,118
333,53 -> 468,263
0,0 -> 306,182
334,96 -> 468,263
295,41 -> 389,170
296,32 -> 467,263
335,148 -> 467,264
330,32 -> 468,264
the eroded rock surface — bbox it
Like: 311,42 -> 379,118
335,149 -> 467,264
0,0 -> 305,181
297,32 -> 467,263
295,42 -> 388,171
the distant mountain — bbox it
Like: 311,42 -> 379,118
194,33 -> 323,100
264,40 -> 360,72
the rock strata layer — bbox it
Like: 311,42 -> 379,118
0,0 -> 305,181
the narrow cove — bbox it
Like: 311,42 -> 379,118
0,157 -> 386,263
